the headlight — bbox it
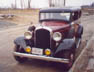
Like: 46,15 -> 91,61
24,31 -> 33,39
53,32 -> 62,42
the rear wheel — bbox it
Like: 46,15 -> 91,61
13,45 -> 28,63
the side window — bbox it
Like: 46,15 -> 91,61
73,11 -> 79,21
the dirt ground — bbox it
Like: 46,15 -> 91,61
0,9 -> 94,72
0,9 -> 39,25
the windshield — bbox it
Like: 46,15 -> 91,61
40,12 -> 71,21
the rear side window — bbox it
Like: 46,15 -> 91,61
72,11 -> 79,21
72,11 -> 81,21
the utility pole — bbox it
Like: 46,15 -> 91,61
64,0 -> 66,6
28,0 -> 31,9
15,0 -> 17,9
49,0 -> 66,7
49,0 -> 52,7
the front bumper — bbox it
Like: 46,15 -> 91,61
13,52 -> 69,63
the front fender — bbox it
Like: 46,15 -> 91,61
14,36 -> 26,49
55,39 -> 76,54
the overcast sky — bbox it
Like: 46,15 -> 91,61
0,0 -> 94,8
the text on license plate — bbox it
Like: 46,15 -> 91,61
32,48 -> 43,55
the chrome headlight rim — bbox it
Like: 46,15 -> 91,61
53,32 -> 62,42
24,31 -> 33,39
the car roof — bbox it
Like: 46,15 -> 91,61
40,7 -> 81,13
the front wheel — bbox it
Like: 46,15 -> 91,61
13,45 -> 28,63
67,53 -> 75,68
63,51 -> 75,70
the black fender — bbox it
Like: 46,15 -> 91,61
55,39 -> 76,55
76,25 -> 83,38
14,36 -> 26,49
67,27 -> 75,38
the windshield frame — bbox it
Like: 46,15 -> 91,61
39,12 -> 72,22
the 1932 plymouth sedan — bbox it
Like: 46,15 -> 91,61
13,7 -> 83,68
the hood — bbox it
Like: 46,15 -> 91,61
34,21 -> 70,32
42,21 -> 70,32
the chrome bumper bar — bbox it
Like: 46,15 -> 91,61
13,52 -> 69,63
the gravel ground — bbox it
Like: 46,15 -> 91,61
0,15 -> 94,72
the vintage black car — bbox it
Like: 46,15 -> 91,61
13,7 -> 83,68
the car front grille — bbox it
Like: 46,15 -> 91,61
35,29 -> 50,49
